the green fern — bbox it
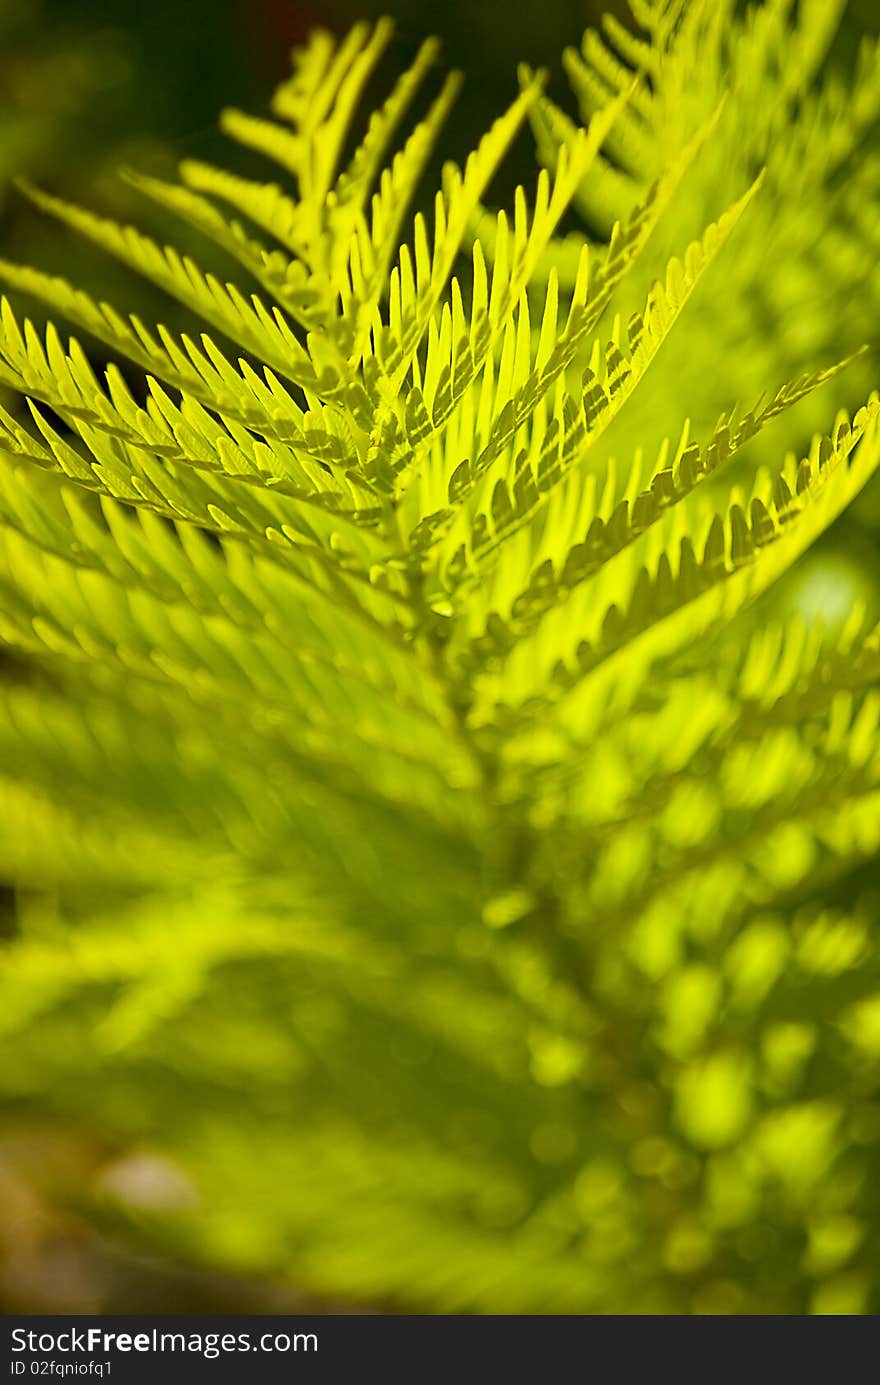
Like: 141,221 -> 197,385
1,2 -> 880,1314
517,0 -> 880,453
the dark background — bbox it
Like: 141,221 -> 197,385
1,1 -> 639,296
12,0 -> 875,199
4,0 -> 876,261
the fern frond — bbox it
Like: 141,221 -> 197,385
457,356 -> 861,667
2,5 -> 880,1318
480,400 -> 880,724
121,170 -> 332,329
437,175 -> 761,591
12,182 -> 324,387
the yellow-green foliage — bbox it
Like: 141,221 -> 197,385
1,0 -> 880,1313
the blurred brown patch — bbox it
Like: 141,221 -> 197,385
0,1125 -> 372,1314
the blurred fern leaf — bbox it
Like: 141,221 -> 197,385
1,2 -> 880,1315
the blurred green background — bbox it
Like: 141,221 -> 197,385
4,0 -> 877,206
2,0 -> 880,1313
